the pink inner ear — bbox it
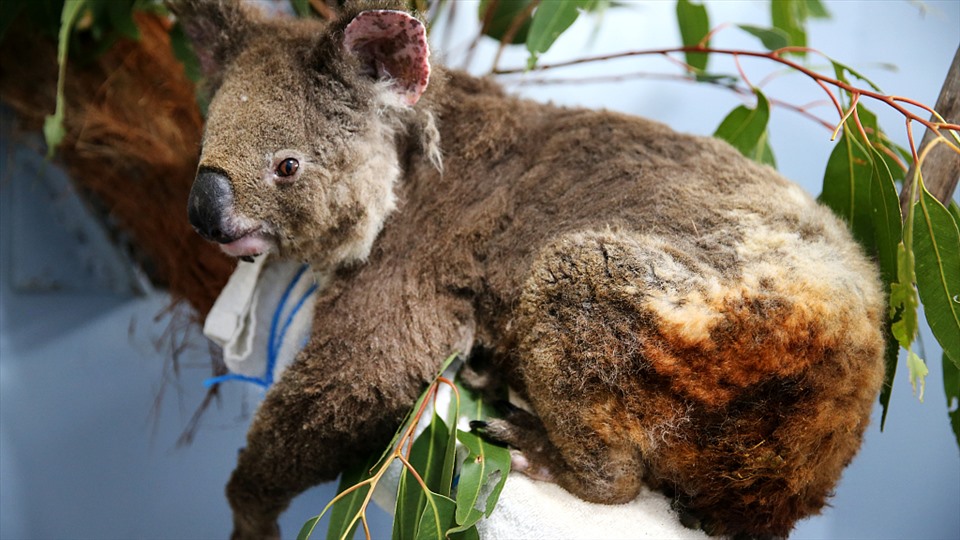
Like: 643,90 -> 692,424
344,10 -> 431,106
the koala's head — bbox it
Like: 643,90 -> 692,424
172,0 -> 435,270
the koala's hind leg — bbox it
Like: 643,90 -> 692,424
492,230 -> 701,504
501,225 -> 885,535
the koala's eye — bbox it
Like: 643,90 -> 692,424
276,158 -> 299,178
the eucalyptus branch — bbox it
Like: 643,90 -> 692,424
502,72 -> 839,132
493,45 -> 960,136
300,373 -> 446,540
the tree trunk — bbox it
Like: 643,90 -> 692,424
900,46 -> 960,217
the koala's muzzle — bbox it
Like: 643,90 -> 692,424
188,168 -> 235,244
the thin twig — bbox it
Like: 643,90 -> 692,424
502,71 -> 837,130
493,45 -> 960,134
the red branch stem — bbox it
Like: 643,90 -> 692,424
493,46 -> 960,134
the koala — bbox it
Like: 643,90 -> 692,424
171,1 -> 886,538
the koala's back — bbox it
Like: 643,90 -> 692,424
387,72 -> 886,537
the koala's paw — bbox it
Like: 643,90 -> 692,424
470,406 -> 560,483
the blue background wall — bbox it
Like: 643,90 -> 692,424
2,1 -> 958,538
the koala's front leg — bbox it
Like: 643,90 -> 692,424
225,273 -> 474,539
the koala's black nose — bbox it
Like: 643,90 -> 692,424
188,168 -> 235,244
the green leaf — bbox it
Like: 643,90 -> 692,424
714,90 -> 774,166
736,24 -> 789,51
393,413 -> 451,540
676,0 -> 709,72
454,374 -> 501,424
439,388 -> 460,499
751,128 -> 777,168
449,525 -> 481,540
291,0 -> 311,18
818,124 -> 875,248
771,0 -> 805,54
104,0 -> 139,40
374,354 -> 460,473
913,186 -> 960,368
297,516 -> 321,540
45,0 -> 87,158
447,376 -> 512,533
948,201 -> 960,226
478,0 -> 533,45
868,148 -> 903,429
907,349 -> 929,401
943,351 -> 960,451
805,0 -> 830,19
414,492 -> 457,540
322,456 -> 376,540
693,72 -> 739,85
890,242 -> 920,348
454,430 -> 511,527
526,1 -> 584,68
831,59 -> 884,94
868,151 -> 902,286
169,22 -> 201,83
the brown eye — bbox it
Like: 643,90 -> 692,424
276,158 -> 299,177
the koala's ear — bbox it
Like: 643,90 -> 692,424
166,0 -> 253,78
343,10 -> 431,106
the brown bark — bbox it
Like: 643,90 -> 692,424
901,46 -> 960,217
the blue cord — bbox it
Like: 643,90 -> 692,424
204,264 -> 316,390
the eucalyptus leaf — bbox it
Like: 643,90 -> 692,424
912,186 -> 960,368
868,149 -> 903,429
676,0 -> 709,72
868,150 -> 902,286
297,516 -> 321,540
831,58 -> 884,94
324,456 -> 376,540
439,386 -> 460,499
454,431 -> 511,526
104,0 -> 139,40
449,525 -> 481,540
169,22 -> 201,83
752,128 -> 777,168
736,24 -> 789,51
374,354 -> 460,472
478,0 -> 533,45
713,90 -> 773,166
770,0 -> 805,54
948,201 -> 960,226
45,0 -> 87,158
805,0 -> 831,19
393,413 -> 451,540
291,0 -> 311,18
943,352 -> 960,451
907,349 -> 929,401
693,73 -> 738,85
818,125 -> 875,248
413,492 -> 457,540
526,0 -> 585,68
890,242 -> 919,349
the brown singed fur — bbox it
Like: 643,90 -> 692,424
171,1 -> 886,538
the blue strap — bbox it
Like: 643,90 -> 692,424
204,264 -> 316,390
